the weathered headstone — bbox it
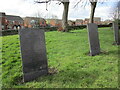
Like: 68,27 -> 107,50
19,28 -> 48,82
87,23 -> 100,56
113,22 -> 120,45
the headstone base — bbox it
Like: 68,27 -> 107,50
24,70 -> 48,82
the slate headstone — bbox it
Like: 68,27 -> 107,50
87,23 -> 100,56
19,28 -> 48,82
113,22 -> 120,45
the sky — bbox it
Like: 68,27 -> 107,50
0,0 -> 119,21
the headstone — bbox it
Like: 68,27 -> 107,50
113,22 -> 120,45
19,28 -> 48,82
87,23 -> 100,56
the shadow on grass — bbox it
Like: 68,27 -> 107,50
35,67 -> 99,87
84,50 -> 118,56
100,50 -> 119,55
5,64 -> 100,88
67,31 -> 86,34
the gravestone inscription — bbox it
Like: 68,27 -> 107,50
19,28 -> 48,82
113,22 -> 120,45
87,23 -> 100,56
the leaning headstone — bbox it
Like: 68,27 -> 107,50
113,22 -> 120,45
87,23 -> 100,56
19,28 -> 48,82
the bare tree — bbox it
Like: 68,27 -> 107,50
62,0 -> 69,32
74,0 -> 99,23
115,1 -> 120,21
35,0 -> 70,32
110,1 -> 120,21
89,1 -> 97,23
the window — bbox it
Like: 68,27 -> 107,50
42,22 -> 44,24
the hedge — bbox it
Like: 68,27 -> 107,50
1,29 -> 18,36
1,24 -> 112,36
0,27 -> 58,36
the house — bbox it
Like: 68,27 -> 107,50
68,20 -> 75,26
0,12 -> 24,30
0,12 -> 6,30
75,19 -> 83,26
94,17 -> 101,25
24,17 -> 47,28
83,18 -> 90,25
83,17 -> 101,25
5,15 -> 24,30
46,19 -> 62,27
101,19 -> 113,25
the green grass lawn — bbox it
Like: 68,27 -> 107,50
1,27 -> 119,88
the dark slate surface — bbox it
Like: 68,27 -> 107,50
19,28 -> 48,82
113,22 -> 120,45
87,23 -> 100,56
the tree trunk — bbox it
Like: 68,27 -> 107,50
89,2 -> 97,23
62,1 -> 69,32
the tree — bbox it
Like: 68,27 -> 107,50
35,0 -> 70,32
112,1 -> 120,45
74,0 -> 98,23
110,1 -> 120,21
62,0 -> 69,32
89,1 -> 97,23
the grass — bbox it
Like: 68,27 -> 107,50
1,27 -> 119,88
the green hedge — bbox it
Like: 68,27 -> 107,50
98,24 -> 111,28
39,27 -> 58,31
68,25 -> 86,30
1,30 -> 18,36
1,24 -> 111,36
1,27 -> 58,36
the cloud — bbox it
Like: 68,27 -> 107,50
0,0 -> 46,17
0,0 -> 116,20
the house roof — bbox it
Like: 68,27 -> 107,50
5,15 -> 23,21
76,19 -> 83,21
24,17 -> 45,20
0,12 -> 5,16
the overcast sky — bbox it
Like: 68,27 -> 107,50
0,0 -> 119,21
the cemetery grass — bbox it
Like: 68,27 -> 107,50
1,27 -> 118,88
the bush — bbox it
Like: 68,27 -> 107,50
1,30 -> 18,36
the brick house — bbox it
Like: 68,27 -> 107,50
101,19 -> 112,25
83,18 -> 90,25
0,12 -> 6,30
0,12 -> 24,30
46,19 -> 62,27
68,20 -> 75,26
6,15 -> 24,30
83,17 -> 101,25
24,17 -> 47,28
75,19 -> 83,26
94,17 -> 101,25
